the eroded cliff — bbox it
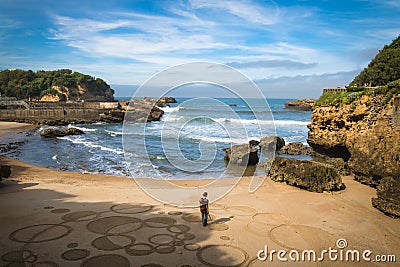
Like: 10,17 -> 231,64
307,94 -> 400,216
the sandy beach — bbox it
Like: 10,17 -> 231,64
0,122 -> 399,266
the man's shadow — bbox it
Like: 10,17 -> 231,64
210,215 -> 234,224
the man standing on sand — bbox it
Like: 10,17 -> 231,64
199,192 -> 209,226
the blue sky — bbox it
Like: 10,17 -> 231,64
1,0 -> 399,98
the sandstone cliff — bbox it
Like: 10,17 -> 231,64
307,94 -> 400,216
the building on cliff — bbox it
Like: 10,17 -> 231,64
322,87 -> 347,93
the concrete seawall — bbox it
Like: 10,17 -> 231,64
0,108 -> 105,123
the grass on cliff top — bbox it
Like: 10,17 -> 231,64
315,79 -> 400,107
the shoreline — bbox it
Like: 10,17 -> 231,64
0,122 -> 399,266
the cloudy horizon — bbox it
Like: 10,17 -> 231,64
1,0 -> 399,98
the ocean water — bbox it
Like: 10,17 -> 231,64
2,98 -> 311,179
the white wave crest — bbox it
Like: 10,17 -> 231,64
68,124 -> 97,132
59,136 -> 124,155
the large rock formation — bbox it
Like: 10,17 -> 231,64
40,127 -> 85,138
0,165 -> 11,184
284,99 -> 315,111
308,94 -> 400,216
223,143 -> 259,166
259,136 -> 285,153
269,157 -> 345,193
371,177 -> 400,217
279,142 -> 313,155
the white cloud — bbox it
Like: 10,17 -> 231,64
188,0 -> 280,25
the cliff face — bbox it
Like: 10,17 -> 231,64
307,95 -> 400,216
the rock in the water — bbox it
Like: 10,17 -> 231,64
269,157 -> 345,193
259,136 -> 285,153
223,144 -> 259,166
371,177 -> 400,218
40,127 -> 85,138
285,99 -> 315,111
0,165 -> 11,183
279,142 -> 313,155
147,106 -> 164,121
156,97 -> 177,107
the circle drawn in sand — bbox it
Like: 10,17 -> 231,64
1,250 -> 37,263
209,204 -> 227,213
144,217 -> 176,228
50,208 -> 70,214
269,224 -> 336,251
167,224 -> 190,233
148,234 -> 175,245
111,203 -> 153,214
220,236 -> 230,240
197,244 -> 249,267
87,216 -> 143,234
61,249 -> 90,261
81,254 -> 130,267
181,213 -> 201,223
176,232 -> 195,241
61,211 -> 98,222
184,243 -> 200,251
173,240 -> 185,246
10,224 -> 72,243
67,242 -> 78,248
32,261 -> 59,267
245,221 -> 269,237
225,206 -> 257,216
125,243 -> 154,256
92,235 -> 135,251
252,213 -> 290,226
208,223 -> 229,231
155,244 -> 176,254
168,211 -> 182,215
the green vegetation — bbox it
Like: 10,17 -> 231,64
316,35 -> 400,107
350,35 -> 400,87
0,69 -> 114,101
315,91 -> 350,106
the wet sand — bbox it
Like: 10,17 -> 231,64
0,122 -> 399,266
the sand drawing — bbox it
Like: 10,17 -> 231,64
197,244 -> 249,267
1,202 -> 339,266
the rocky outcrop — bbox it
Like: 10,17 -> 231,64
285,99 -> 315,111
259,136 -> 285,153
279,142 -> 313,155
147,107 -> 164,121
269,157 -> 345,193
308,94 -> 400,216
223,144 -> 259,166
40,127 -> 85,138
0,165 -> 11,184
371,177 -> 400,218
311,152 -> 350,176
155,97 -> 177,107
